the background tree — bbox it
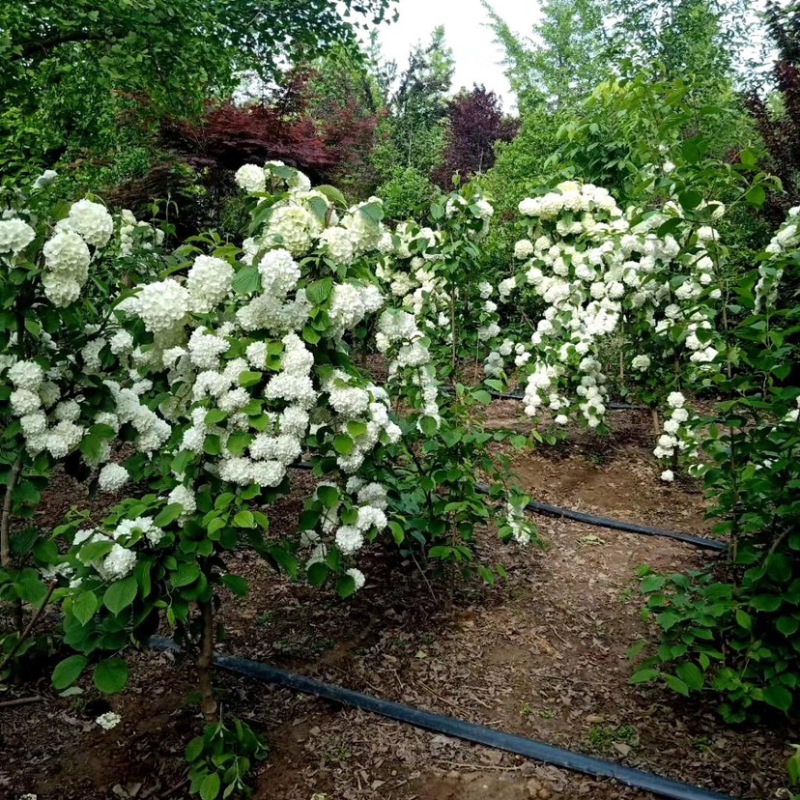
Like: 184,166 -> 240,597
0,0 -> 395,180
748,1 -> 800,216
434,85 -> 518,188
482,0 -> 607,112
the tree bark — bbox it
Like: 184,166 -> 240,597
197,599 -> 219,724
0,456 -> 23,571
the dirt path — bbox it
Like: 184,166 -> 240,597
0,405 -> 793,800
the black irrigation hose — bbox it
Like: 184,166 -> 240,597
442,386 -> 648,411
292,463 -> 725,552
149,636 -> 735,800
475,485 -> 726,553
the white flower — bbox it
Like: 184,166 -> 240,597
667,392 -> 685,409
8,360 -> 44,391
10,388 -> 42,416
43,229 -> 90,276
187,255 -> 234,313
109,330 -> 134,356
66,199 -> 114,247
264,204 -> 320,256
98,464 -> 129,492
320,227 -> 356,265
95,712 -> 122,730
346,568 -> 366,591
34,169 -> 59,188
632,355 -> 651,371
188,328 -> 229,370
660,470 -> 675,483
135,280 -> 190,333
168,484 -> 197,517
335,526 -> 364,555
258,249 -> 301,299
0,218 -> 35,254
101,545 -> 137,581
514,239 -> 534,260
235,164 -> 267,194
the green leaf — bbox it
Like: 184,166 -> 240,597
233,511 -> 255,529
103,576 -> 138,615
238,371 -> 263,388
94,658 -> 129,694
745,184 -> 766,208
641,576 -> 665,593
751,595 -> 782,612
203,435 -> 222,456
52,655 -> 87,690
185,736 -> 204,763
306,277 -> 333,306
762,685 -> 792,713
336,573 -> 357,598
172,561 -> 201,587
307,561 -> 329,588
333,435 -> 354,455
777,617 -> 799,637
226,432 -> 252,457
154,503 -> 183,528
316,185 -> 347,207
317,485 -> 339,509
200,771 -> 221,800
678,190 -> 703,210
359,201 -> 383,224
232,265 -> 261,295
629,668 -> 659,684
656,611 -> 682,631
72,590 -> 98,626
472,390 -> 492,405
663,674 -> 690,697
735,609 -> 752,631
418,415 -> 439,436
675,662 -> 704,691
221,574 -> 248,597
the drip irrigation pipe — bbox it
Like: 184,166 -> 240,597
475,485 -> 726,552
442,386 -> 648,411
149,636 -> 734,800
291,463 -> 725,552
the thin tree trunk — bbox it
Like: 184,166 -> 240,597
197,599 -> 218,724
1,456 -> 22,570
2,456 -> 24,631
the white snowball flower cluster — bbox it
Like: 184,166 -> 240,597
187,255 -> 234,313
63,199 -> 114,248
235,163 -> 267,194
653,392 -> 699,479
95,712 -> 122,731
756,210 -> 800,310
506,503 -> 532,545
128,280 -> 190,334
492,181 -> 729,435
98,463 -> 130,492
329,283 -> 384,334
0,218 -> 35,255
41,229 -> 90,307
257,249 -> 301,298
118,209 -> 164,257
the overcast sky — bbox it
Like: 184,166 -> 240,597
376,0 -> 541,111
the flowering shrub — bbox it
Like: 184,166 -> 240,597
370,187 -> 537,586
0,159 -> 541,800
631,218 -> 800,720
0,174 -> 163,676
468,161 -> 769,480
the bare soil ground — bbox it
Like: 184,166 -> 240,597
0,403 -> 794,800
